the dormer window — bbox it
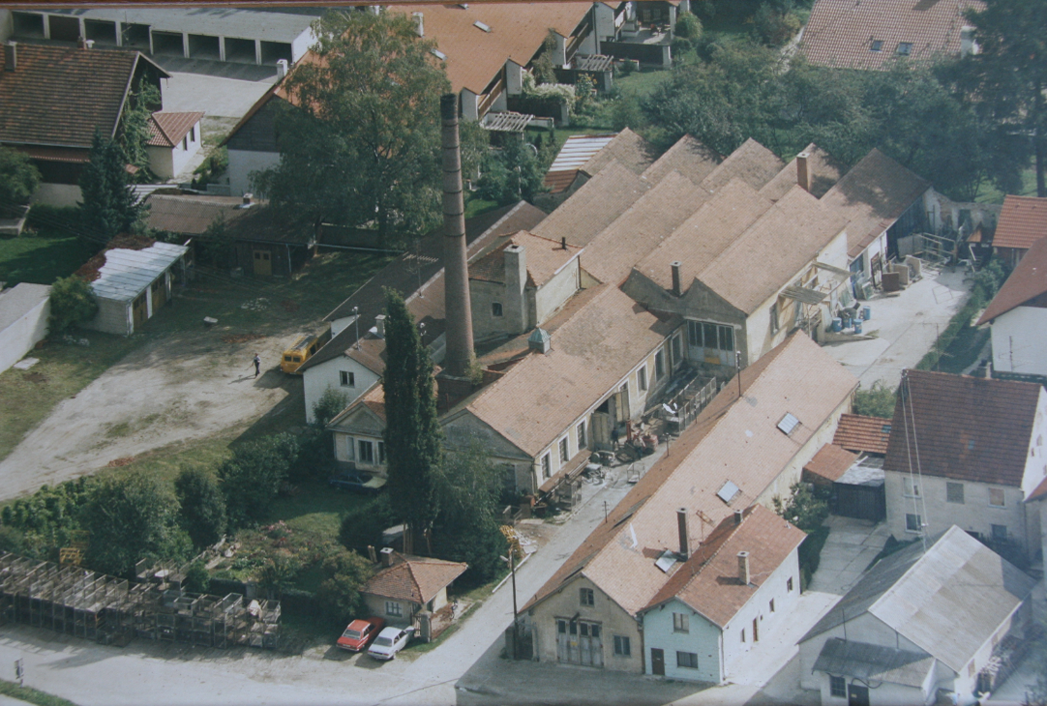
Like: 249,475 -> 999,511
870,40 -> 883,52
896,42 -> 913,56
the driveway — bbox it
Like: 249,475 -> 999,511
822,264 -> 972,388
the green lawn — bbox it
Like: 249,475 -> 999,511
0,232 -> 95,285
976,167 -> 1038,204
615,68 -> 672,99
0,680 -> 78,706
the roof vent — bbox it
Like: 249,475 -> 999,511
777,413 -> 800,436
737,551 -> 751,585
717,480 -> 740,505
431,48 -> 447,61
655,549 -> 678,573
528,328 -> 551,354
413,12 -> 424,37
4,42 -> 16,72
474,20 -> 491,32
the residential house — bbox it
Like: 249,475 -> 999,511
80,239 -> 188,336
145,111 -> 204,180
0,283 -> 50,374
0,41 -> 168,205
299,201 -> 546,423
6,7 -> 318,66
360,551 -> 467,629
798,526 -> 1035,706
992,195 -> 1047,268
638,505 -> 806,683
521,332 -> 858,673
883,369 -> 1047,559
800,0 -> 983,70
146,192 -> 314,277
977,236 -> 1047,383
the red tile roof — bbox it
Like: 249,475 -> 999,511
804,443 -> 859,483
978,236 -> 1047,324
1028,477 -> 1047,503
0,43 -> 167,150
991,195 -> 1047,251
147,112 -> 204,148
361,555 -> 468,605
642,504 -> 806,628
801,0 -> 983,70
884,370 -> 1043,487
834,413 -> 892,455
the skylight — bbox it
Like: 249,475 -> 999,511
431,48 -> 447,60
777,413 -> 800,436
474,20 -> 491,32
655,550 -> 678,573
897,42 -> 913,56
717,480 -> 740,505
870,40 -> 883,52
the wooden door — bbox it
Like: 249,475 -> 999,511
151,277 -> 167,312
589,623 -> 603,668
132,294 -> 148,332
556,620 -> 568,662
848,684 -> 869,706
651,648 -> 665,676
253,249 -> 272,276
579,622 -> 592,666
752,617 -> 759,643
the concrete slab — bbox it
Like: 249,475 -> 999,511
807,515 -> 890,596
822,264 -> 973,388
161,70 -> 277,119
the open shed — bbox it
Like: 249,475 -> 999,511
85,241 -> 188,336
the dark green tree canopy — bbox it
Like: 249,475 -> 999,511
78,132 -> 143,243
254,10 -> 451,242
174,467 -> 227,549
0,146 -> 40,216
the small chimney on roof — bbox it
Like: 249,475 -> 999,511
738,551 -> 751,585
733,509 -> 743,525
380,547 -> 395,567
528,327 -> 551,354
561,236 -> 568,251
796,151 -> 810,192
671,261 -> 683,297
4,42 -> 15,71
413,11 -> 425,37
375,314 -> 386,339
276,59 -> 288,78
677,508 -> 689,560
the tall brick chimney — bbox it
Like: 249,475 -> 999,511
796,151 -> 810,192
439,93 -> 475,381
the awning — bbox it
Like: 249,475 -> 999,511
538,448 -> 592,495
573,54 -> 614,72
815,261 -> 852,277
482,111 -> 533,133
781,285 -> 827,305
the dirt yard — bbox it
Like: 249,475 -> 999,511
0,326 -> 304,501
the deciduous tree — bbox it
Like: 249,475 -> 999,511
218,433 -> 300,529
174,467 -> 227,549
0,146 -> 39,217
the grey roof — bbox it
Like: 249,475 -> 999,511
0,283 -> 50,332
47,8 -> 317,43
814,638 -> 935,688
836,457 -> 885,487
801,526 -> 1035,673
90,242 -> 187,304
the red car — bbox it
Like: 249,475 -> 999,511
337,618 -> 385,652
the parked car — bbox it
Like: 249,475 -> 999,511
328,471 -> 386,495
336,617 -> 385,652
367,626 -> 414,660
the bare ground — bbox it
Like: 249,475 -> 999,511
0,328 -> 303,500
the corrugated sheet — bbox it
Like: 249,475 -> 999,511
814,638 -> 934,687
90,242 -> 187,303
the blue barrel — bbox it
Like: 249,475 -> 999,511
854,320 -> 863,334
832,317 -> 842,332
862,306 -> 871,321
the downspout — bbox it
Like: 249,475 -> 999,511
638,615 -> 645,674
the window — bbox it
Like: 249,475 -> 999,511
902,477 -> 920,497
580,588 -> 594,606
989,488 -> 1006,507
385,601 -> 402,617
741,629 -> 746,643
769,599 -> 775,613
655,350 -> 665,380
492,302 -> 503,317
897,42 -> 913,55
182,135 -> 188,151
770,302 -> 780,334
906,513 -> 922,532
676,651 -> 698,669
377,441 -> 386,464
671,335 -> 682,367
638,366 -> 648,392
613,635 -> 631,656
340,370 -> 355,387
830,675 -> 846,698
577,421 -> 587,449
947,482 -> 964,504
992,524 -> 1008,540
787,577 -> 794,592
870,39 -> 883,52
672,613 -> 689,633
358,440 -> 374,464
559,437 -> 569,467
541,453 -> 551,480
687,320 -> 733,352
189,125 -> 195,142
558,620 -> 566,634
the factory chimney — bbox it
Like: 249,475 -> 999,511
439,93 -> 475,382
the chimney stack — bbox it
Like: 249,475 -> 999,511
737,551 -> 750,585
375,314 -> 386,339
504,243 -> 528,334
677,508 -> 689,560
796,151 -> 810,192
671,261 -> 683,296
276,59 -> 288,78
439,93 -> 475,380
413,11 -> 425,37
734,509 -> 743,525
380,547 -> 395,567
4,42 -> 15,71
561,236 -> 567,251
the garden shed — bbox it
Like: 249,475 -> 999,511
83,240 -> 188,336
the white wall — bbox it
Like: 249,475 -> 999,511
991,307 -> 1047,378
290,27 -> 316,64
534,257 -> 580,324
0,285 -> 50,374
302,355 -> 380,424
227,149 -> 280,197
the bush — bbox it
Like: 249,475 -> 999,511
339,494 -> 396,554
49,275 -> 98,334
0,526 -> 25,554
0,146 -> 40,216
25,204 -> 80,237
219,433 -> 300,529
182,560 -> 210,594
753,7 -> 801,47
852,381 -> 897,419
799,525 -> 830,589
174,467 -> 227,549
314,549 -> 373,624
313,387 -> 350,428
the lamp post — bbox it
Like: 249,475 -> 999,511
500,525 -> 521,659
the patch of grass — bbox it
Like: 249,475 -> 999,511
464,195 -> 500,221
0,679 -> 79,706
268,481 -> 367,537
615,68 -> 672,99
976,167 -> 1038,204
937,326 -> 990,375
0,232 -> 95,285
97,435 -> 236,486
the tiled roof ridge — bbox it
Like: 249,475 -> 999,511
404,560 -> 425,604
675,507 -> 753,598
149,112 -> 175,148
977,235 -> 1047,323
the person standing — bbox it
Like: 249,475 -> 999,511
252,354 -> 261,378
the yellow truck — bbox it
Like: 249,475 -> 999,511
280,327 -> 332,374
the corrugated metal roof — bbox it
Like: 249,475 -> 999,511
90,242 -> 187,303
814,638 -> 934,687
548,134 -> 617,172
48,7 -> 317,42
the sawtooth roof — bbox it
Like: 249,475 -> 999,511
468,230 -> 581,287
524,332 -> 857,617
361,554 -> 468,605
801,525 -> 1034,674
642,504 -> 806,628
978,236 -> 1047,324
759,143 -> 846,201
0,43 -> 168,150
580,127 -> 658,178
991,195 -> 1047,252
883,370 -> 1043,487
820,148 -> 930,259
691,137 -> 785,193
800,0 -> 983,70
833,413 -> 892,455
640,134 -> 721,187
